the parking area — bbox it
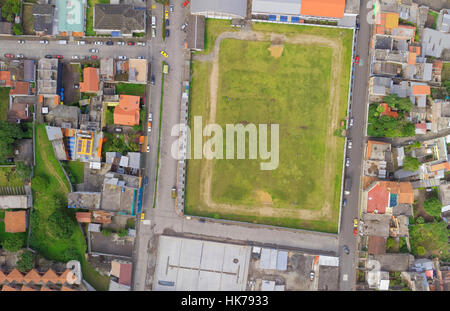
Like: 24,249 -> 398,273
62,63 -> 80,105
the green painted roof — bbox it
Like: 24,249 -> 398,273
57,0 -> 85,33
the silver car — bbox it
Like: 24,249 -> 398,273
348,140 -> 352,149
94,41 -> 103,45
118,55 -> 127,60
117,41 -> 125,46
346,157 -> 350,167
89,49 -> 99,53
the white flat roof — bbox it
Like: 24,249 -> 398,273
153,236 -> 251,291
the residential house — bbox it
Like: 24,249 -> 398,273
369,76 -> 392,97
94,4 -> 146,37
371,254 -> 415,272
45,126 -> 67,160
368,236 -> 387,255
56,0 -> 84,36
7,100 -> 31,123
100,58 -> 115,82
79,96 -> 103,131
128,59 -> 147,84
113,95 -> 140,126
364,140 -> 392,179
436,9 -> 449,33
109,260 -> 132,291
191,0 -> 247,19
362,180 -> 414,215
37,58 -> 61,95
187,14 -> 205,51
100,172 -> 140,216
422,28 -> 450,58
80,67 -> 99,94
32,4 -> 55,36
391,81 -> 429,107
46,105 -> 80,129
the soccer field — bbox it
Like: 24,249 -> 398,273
185,23 -> 353,233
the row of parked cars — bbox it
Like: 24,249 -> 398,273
18,39 -> 146,46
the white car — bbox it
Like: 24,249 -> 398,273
146,145 -> 150,152
137,56 -> 145,59
72,55 -> 80,59
117,41 -> 125,46
40,40 -> 49,44
137,42 -> 146,46
346,157 -> 350,167
18,40 -> 25,44
16,54 -> 24,59
89,49 -> 99,53
94,41 -> 103,45
77,41 -> 86,45
152,28 -> 156,38
118,55 -> 127,60
148,113 -> 152,122
348,140 -> 352,149
349,118 -> 354,127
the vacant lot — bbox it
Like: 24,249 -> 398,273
0,87 -> 10,121
115,83 -> 146,97
22,3 -> 35,35
185,24 -> 352,233
0,167 -> 24,187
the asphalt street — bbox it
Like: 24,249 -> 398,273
337,0 -> 372,291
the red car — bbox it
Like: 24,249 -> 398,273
127,41 -> 135,46
90,55 -> 98,60
55,55 -> 63,59
4,53 -> 14,58
182,0 -> 190,7
353,227 -> 358,236
355,55 -> 360,64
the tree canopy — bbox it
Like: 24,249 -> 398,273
424,197 -> 443,219
0,121 -> 25,162
367,104 -> 415,138
383,94 -> 413,112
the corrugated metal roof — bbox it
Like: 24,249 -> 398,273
252,0 -> 301,15
276,251 -> 288,271
191,0 -> 247,18
128,152 -> 141,169
318,255 -> 339,266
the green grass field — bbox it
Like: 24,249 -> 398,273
185,23 -> 352,233
0,87 -> 10,121
0,167 -> 24,187
62,161 -> 85,185
115,83 -> 146,97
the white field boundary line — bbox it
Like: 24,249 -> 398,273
251,18 -> 355,30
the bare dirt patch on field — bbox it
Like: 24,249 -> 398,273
268,45 -> 284,58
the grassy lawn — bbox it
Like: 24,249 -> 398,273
115,83 -> 146,97
105,107 -> 114,125
409,221 -> 449,260
30,125 -> 109,290
86,0 -> 110,36
62,161 -> 85,185
22,3 -> 35,35
198,19 -> 238,55
0,87 -> 10,121
0,167 -> 24,187
185,24 -> 353,233
443,62 -> 450,82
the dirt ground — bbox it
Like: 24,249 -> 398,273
62,63 -> 80,105
268,45 -> 284,58
197,31 -> 347,223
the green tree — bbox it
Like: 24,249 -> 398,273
0,121 -> 24,161
17,251 -> 35,272
416,246 -> 426,256
2,234 -> 24,252
12,23 -> 23,35
410,222 -> 449,260
424,197 -> 442,218
383,94 -> 413,112
416,216 -> 425,224
15,162 -> 31,180
403,156 -> 420,171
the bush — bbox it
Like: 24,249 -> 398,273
101,228 -> 112,237
17,251 -> 34,272
403,156 -> 420,172
424,197 -> 442,219
117,229 -> 128,238
61,247 -> 80,262
2,234 -> 24,252
416,216 -> 425,224
47,210 -> 75,239
13,23 -> 23,35
416,246 -> 426,256
15,161 -> 31,180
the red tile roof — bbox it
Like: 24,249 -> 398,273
2,285 -> 18,291
380,103 -> 398,118
0,270 -> 7,283
75,212 -> 91,223
80,67 -> 99,93
367,183 -> 390,214
24,269 -> 41,284
41,269 -> 59,284
10,81 -> 29,95
0,71 -> 12,87
430,162 -> 450,172
408,52 -> 416,65
4,210 -> 27,233
412,85 -> 430,95
6,269 -> 24,283
21,285 -> 37,291
300,0 -> 345,18
114,95 -> 140,126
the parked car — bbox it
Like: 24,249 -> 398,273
137,42 -> 146,46
89,48 -> 99,53
160,50 -> 168,58
4,53 -> 14,58
114,127 -> 123,133
346,157 -> 350,167
353,218 -> 358,228
182,0 -> 190,7
148,112 -> 152,122
55,55 -> 63,59
349,117 -> 354,127
146,145 -> 150,152
355,55 -> 360,64
94,41 -> 103,45
118,55 -> 127,60
74,84 -> 79,89
348,140 -> 352,149
16,54 -> 24,59
181,23 -> 187,31
199,218 -> 205,223
343,245 -> 350,255
152,28 -> 156,38
18,40 -> 25,44
137,56 -> 145,59
144,176 -> 149,185
165,9 -> 169,20
151,75 -> 155,85
165,29 -> 170,37
40,40 -> 49,44
353,227 -> 358,236
147,122 -> 152,132
343,199 -> 347,207
310,271 -> 315,281
171,186 -> 177,199
141,213 -> 145,221
45,54 -> 52,59
170,4 -> 174,12
90,55 -> 98,60
72,55 -> 80,59
117,41 -> 125,46
127,41 -> 135,46
165,19 -> 169,27
77,41 -> 86,45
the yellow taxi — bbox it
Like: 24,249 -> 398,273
160,50 -> 168,58
141,213 -> 145,221
353,218 -> 358,228
165,9 -> 169,20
